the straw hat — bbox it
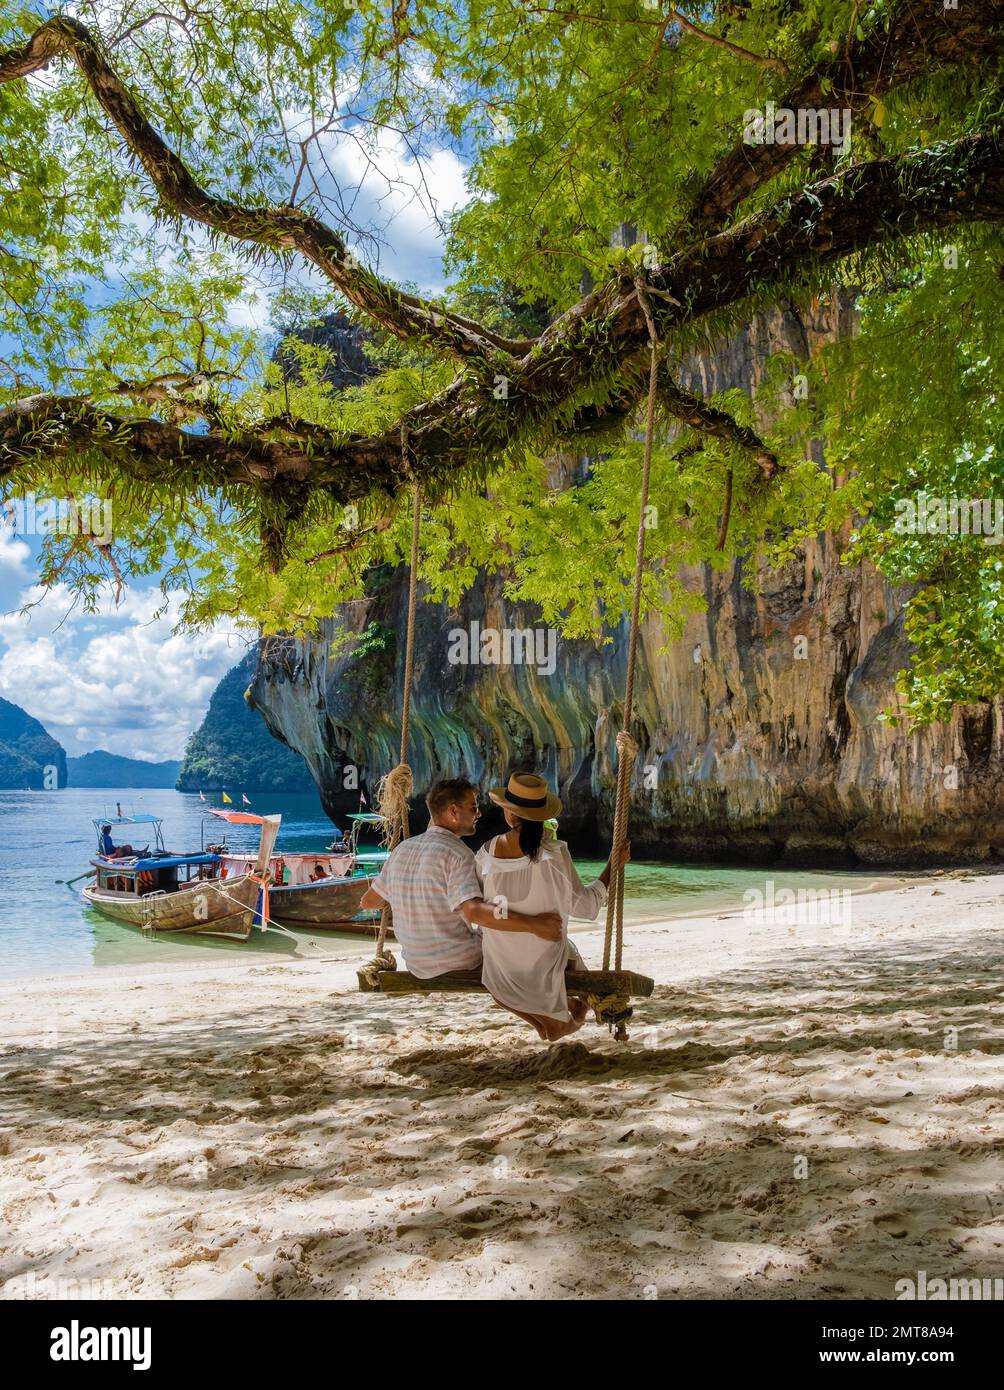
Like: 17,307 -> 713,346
488,772 -> 562,821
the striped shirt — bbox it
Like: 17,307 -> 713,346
371,826 -> 483,977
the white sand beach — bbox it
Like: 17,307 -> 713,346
1,869 -> 1002,1301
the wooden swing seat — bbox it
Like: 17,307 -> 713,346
358,966 -> 655,997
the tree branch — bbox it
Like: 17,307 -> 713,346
566,355 -> 779,478
375,0 -> 412,60
0,393 -> 405,498
112,368 -> 235,423
4,132 -> 1003,512
0,16 -> 529,364
666,7 -> 789,76
681,0 -> 1004,236
305,515 -> 394,565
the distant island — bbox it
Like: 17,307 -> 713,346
0,696 -> 67,789
176,647 -> 315,793
2,651 -> 315,796
67,750 -> 182,788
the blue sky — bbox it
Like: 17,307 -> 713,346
1,118 -> 469,761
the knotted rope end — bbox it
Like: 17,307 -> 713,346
376,762 -> 413,849
357,948 -> 398,993
588,993 -> 633,1042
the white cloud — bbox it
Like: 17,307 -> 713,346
0,526 -> 30,575
0,526 -> 32,616
0,584 -> 250,761
227,284 -> 272,331
312,122 -> 469,294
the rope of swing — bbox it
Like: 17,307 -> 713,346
371,425 -> 421,962
593,282 -> 659,1032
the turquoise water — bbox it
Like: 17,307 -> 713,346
0,787 -> 888,981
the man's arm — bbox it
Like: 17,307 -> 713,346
360,882 -> 387,910
457,898 -> 562,941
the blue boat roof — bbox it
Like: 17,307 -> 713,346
93,814 -> 164,827
93,853 -> 221,871
348,812 -> 387,823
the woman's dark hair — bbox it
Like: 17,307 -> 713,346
515,815 -> 545,862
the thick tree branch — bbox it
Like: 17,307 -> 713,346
4,132 -> 1003,511
0,394 -> 404,497
0,16 -> 530,364
659,375 -> 777,478
566,356 -> 779,478
682,0 -> 1004,236
519,131 -> 1004,439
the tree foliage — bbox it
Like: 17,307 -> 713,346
1,0 -> 1003,721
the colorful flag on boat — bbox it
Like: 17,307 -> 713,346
221,791 -> 233,804
242,793 -> 251,806
360,789 -> 367,806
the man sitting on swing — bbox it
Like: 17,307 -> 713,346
360,777 -> 563,987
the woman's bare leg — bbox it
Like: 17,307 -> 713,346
567,995 -> 588,1025
491,998 -> 585,1041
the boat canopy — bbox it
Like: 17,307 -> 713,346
220,850 -> 353,886
348,812 -> 387,824
94,814 -> 164,825
93,815 -> 166,852
93,852 -> 221,873
211,807 -> 349,843
207,808 -> 266,826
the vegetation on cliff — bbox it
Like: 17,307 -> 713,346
0,697 -> 66,789
176,649 -> 314,792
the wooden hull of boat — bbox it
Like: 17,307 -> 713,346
82,874 -> 260,940
268,875 -> 388,934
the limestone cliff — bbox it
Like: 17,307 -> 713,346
249,301 -> 1004,865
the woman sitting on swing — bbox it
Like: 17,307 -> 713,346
476,773 -> 630,1042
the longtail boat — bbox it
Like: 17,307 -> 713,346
82,813 -> 281,940
210,808 -> 384,933
341,812 -> 393,874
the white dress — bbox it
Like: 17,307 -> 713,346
475,837 -> 608,1021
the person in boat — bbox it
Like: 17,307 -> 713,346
475,773 -> 630,1043
309,863 -> 329,883
359,777 -> 562,985
99,824 -> 135,858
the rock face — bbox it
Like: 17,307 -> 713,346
250,298 -> 1004,865
273,310 -> 372,390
